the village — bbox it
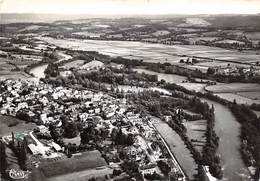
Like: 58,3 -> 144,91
0,79 -> 186,181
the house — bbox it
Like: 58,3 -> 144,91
28,144 -> 39,155
140,163 -> 157,175
107,62 -> 124,70
105,110 -> 115,119
51,142 -> 62,152
35,125 -> 48,134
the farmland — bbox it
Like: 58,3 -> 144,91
245,32 -> 260,44
36,150 -> 107,179
184,119 -> 207,153
62,60 -> 85,69
215,93 -> 260,105
237,91 -> 260,100
40,37 -> 260,65
48,167 -> 113,181
1,14 -> 260,181
205,83 -> 260,93
0,58 -> 32,80
206,83 -> 260,104
0,115 -> 36,137
72,31 -> 105,38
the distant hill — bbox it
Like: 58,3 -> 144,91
1,13 -> 260,29
0,14 -> 93,24
205,15 -> 260,28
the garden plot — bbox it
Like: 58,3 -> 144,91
184,119 -> 207,153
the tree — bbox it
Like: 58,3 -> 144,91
63,122 -> 78,138
113,169 -> 122,176
0,142 -> 7,175
44,63 -> 59,77
114,129 -> 134,146
157,160 -> 171,175
121,160 -> 139,175
16,110 -> 31,122
80,125 -> 97,144
179,59 -> 184,63
49,124 -> 60,142
207,68 -> 215,75
18,139 -> 28,170
209,164 -> 223,179
144,171 -> 162,180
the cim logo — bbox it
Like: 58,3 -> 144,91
9,169 -> 28,180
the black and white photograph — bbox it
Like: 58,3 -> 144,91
0,0 -> 260,180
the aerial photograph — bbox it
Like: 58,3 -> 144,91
0,0 -> 260,180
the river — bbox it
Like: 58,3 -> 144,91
134,68 -> 251,180
30,39 -> 251,180
29,51 -> 72,79
29,64 -> 48,79
138,69 -> 250,181
29,61 -> 251,180
134,68 -> 206,92
202,99 -> 251,181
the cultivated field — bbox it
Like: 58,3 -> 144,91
245,32 -> 260,44
216,93 -> 260,105
72,31 -> 104,38
205,83 -> 260,93
63,60 -> 85,69
40,37 -> 260,65
0,57 -> 35,80
0,115 -> 36,137
80,60 -> 104,69
0,71 -> 31,80
184,119 -> 207,153
48,167 -> 113,181
206,83 -> 260,105
237,91 -> 260,100
179,82 -> 206,92
38,150 -> 107,178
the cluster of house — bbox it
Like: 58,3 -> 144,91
211,65 -> 260,76
0,79 -> 185,180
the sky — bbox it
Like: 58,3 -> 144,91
0,0 -> 260,15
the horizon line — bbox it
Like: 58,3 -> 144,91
1,12 -> 260,16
